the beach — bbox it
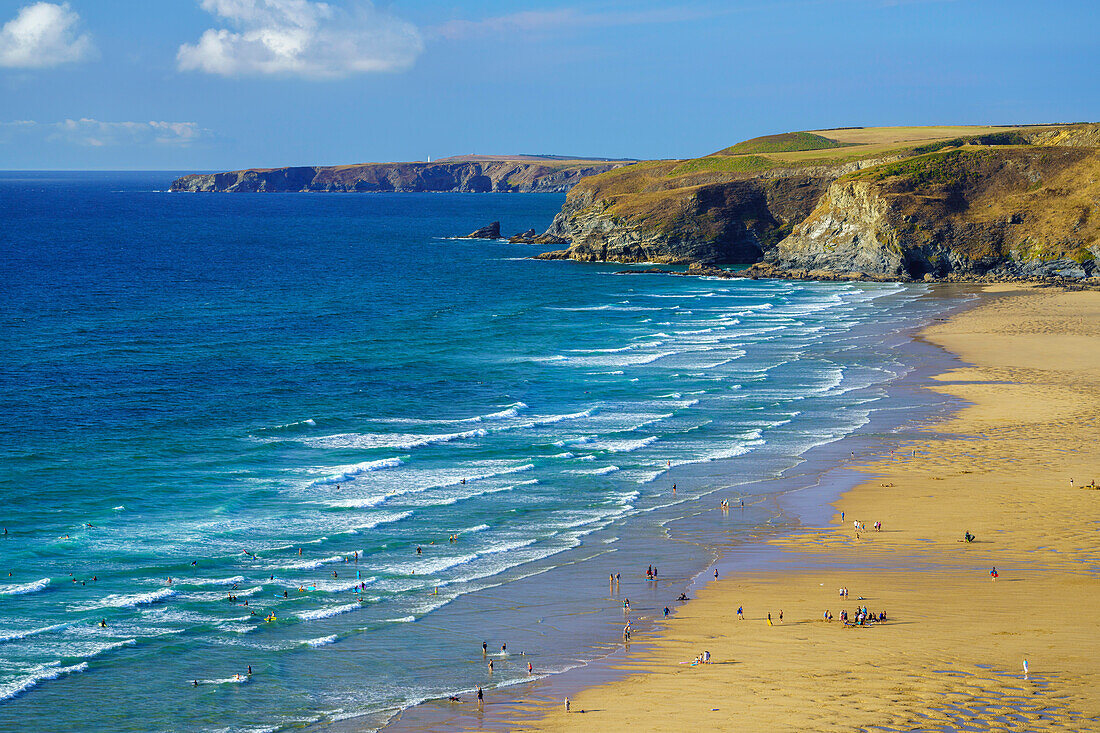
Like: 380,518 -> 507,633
471,284 -> 1100,731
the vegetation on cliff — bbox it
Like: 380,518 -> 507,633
713,131 -> 853,156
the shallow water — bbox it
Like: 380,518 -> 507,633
1,173 -> 960,731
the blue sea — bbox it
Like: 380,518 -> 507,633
0,172 -> 962,731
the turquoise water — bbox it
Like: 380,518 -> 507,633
1,173 -> 954,731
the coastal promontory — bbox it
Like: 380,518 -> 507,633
535,124 -> 1100,282
169,154 -> 635,194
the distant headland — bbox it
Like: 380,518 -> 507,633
169,154 -> 636,194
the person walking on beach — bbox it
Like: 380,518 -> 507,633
737,605 -> 744,620
779,610 -> 783,623
767,613 -> 772,626
714,568 -> 719,579
991,566 -> 998,581
476,685 -> 484,711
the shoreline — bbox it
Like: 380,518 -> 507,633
374,285 -> 982,732
492,283 -> 1100,731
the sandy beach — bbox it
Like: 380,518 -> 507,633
476,284 -> 1100,732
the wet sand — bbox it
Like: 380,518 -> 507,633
502,284 -> 1100,731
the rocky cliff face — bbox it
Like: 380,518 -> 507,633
170,159 -> 630,194
769,148 -> 1100,279
537,173 -> 835,264
536,124 -> 1100,281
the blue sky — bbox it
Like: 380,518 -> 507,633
1,0 -> 1097,170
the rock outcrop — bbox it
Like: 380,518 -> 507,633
768,148 -> 1100,279
463,221 -> 501,239
170,156 -> 633,194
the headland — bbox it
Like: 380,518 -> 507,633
169,154 -> 635,194
535,124 -> 1100,284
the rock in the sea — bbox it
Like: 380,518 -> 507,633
464,221 -> 501,239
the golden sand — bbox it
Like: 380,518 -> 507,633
508,285 -> 1100,732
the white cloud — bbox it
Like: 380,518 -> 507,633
431,6 -> 727,40
178,0 -> 422,78
1,119 -> 209,146
0,2 -> 94,68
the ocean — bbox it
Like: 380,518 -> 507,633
0,172 -> 963,731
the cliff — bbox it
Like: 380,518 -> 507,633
169,155 -> 634,194
536,124 -> 1100,281
766,146 -> 1100,280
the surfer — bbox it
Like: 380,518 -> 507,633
416,546 -> 422,556
99,619 -> 107,628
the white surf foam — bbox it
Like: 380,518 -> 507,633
0,621 -> 72,643
0,662 -> 88,702
567,465 -> 619,476
0,578 -> 50,596
592,436 -> 658,453
308,457 -> 404,487
296,602 -> 363,621
304,634 -> 338,647
70,588 -> 176,611
188,576 -> 245,587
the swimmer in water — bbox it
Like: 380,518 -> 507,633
482,641 -> 488,655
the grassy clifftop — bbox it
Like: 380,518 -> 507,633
713,131 -> 853,156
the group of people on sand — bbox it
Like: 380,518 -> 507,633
840,606 -> 885,626
686,650 -> 711,666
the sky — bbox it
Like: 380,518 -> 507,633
0,0 -> 1098,170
